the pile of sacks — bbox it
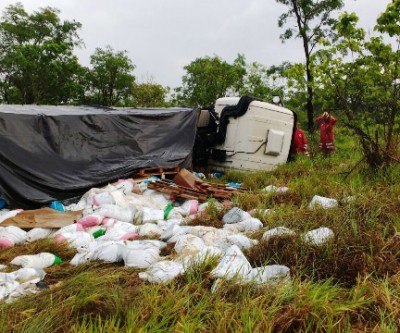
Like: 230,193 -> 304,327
0,179 -> 339,300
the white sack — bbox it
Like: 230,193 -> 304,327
249,265 -> 290,285
262,185 -> 289,193
174,235 -> 205,255
142,207 -> 164,223
114,179 -> 135,195
210,245 -> 252,282
308,195 -> 338,209
160,225 -> 190,243
263,227 -> 296,241
139,223 -> 163,237
11,252 -> 59,269
303,227 -> 334,246
226,234 -> 258,250
222,207 -> 251,225
102,219 -> 138,233
138,260 -> 184,283
54,231 -> 94,250
0,226 -> 27,245
0,209 -> 23,224
13,268 -> 46,282
120,245 -> 161,269
26,228 -> 55,243
223,218 -> 263,232
94,204 -> 136,223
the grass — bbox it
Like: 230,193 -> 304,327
1,129 -> 400,332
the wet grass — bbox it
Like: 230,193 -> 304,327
1,131 -> 400,332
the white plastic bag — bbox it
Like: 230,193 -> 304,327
138,260 -> 184,283
308,195 -> 338,209
303,227 -> 334,246
262,227 -> 296,241
222,207 -> 251,225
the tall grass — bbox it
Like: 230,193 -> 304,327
1,131 -> 400,332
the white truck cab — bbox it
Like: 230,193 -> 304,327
194,96 -> 295,172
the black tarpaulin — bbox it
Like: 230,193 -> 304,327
0,105 -> 197,208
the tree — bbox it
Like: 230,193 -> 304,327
174,54 -> 246,107
313,6 -> 400,169
0,3 -> 84,104
133,77 -> 170,107
239,61 -> 283,101
86,46 -> 135,106
276,0 -> 344,132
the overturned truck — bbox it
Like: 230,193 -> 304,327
0,96 -> 295,207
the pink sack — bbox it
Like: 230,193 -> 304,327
77,215 -> 104,228
0,238 -> 14,249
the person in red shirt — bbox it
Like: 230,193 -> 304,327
289,122 -> 309,160
315,112 -> 337,156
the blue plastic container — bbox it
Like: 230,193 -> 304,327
49,201 -> 65,212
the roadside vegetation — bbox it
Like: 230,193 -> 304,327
1,130 -> 400,332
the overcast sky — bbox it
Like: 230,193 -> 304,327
0,0 -> 392,88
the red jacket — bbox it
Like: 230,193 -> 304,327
315,115 -> 337,148
290,128 -> 308,155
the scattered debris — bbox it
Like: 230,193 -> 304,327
263,227 -> 296,241
303,227 -> 335,246
308,195 -> 338,209
262,185 -> 289,193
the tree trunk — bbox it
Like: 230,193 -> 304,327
306,59 -> 314,133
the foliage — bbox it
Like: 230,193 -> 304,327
85,46 -> 136,106
313,5 -> 400,169
276,0 -> 344,131
174,55 -> 287,106
174,54 -> 247,107
239,61 -> 284,102
132,76 -> 170,107
0,3 -> 84,104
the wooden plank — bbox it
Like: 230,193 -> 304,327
1,208 -> 82,229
